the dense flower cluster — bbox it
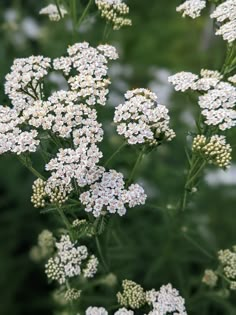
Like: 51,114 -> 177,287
31,178 -> 70,207
169,70 -> 236,130
146,284 -> 187,315
86,307 -> 133,315
176,0 -> 206,19
117,280 -> 146,309
45,235 -> 98,284
218,246 -> 236,288
80,170 -> 147,217
0,107 -> 39,155
5,56 -> 51,111
53,42 -> 118,106
83,255 -> 99,278
39,4 -> 68,21
210,0 -> 236,43
95,0 -> 132,30
192,135 -> 232,168
23,90 -> 104,146
114,89 -> 175,145
45,144 -> 104,191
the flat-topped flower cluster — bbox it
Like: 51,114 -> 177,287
169,69 -> 236,131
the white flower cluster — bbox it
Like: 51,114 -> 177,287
45,235 -> 98,284
169,70 -> 236,130
45,144 -> 104,192
39,4 -> 68,21
30,229 -> 55,262
0,106 -> 39,155
53,42 -> 118,106
23,90 -> 104,146
80,169 -> 147,217
86,307 -> 133,315
176,0 -> 206,19
146,284 -> 188,315
5,56 -> 51,111
114,88 -> 175,146
218,247 -> 236,283
83,255 -> 99,278
192,134 -> 232,168
210,0 -> 236,43
95,0 -> 132,30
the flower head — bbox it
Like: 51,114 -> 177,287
39,4 -> 68,21
114,88 -> 175,146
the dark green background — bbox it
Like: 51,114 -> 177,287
0,1 -> 235,314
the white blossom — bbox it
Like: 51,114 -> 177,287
176,0 -> 206,19
83,255 -> 99,278
210,0 -> 236,43
5,56 -> 51,111
146,284 -> 187,315
86,307 -> 108,315
95,0 -> 132,30
45,144 -> 104,190
168,72 -> 199,92
23,90 -> 104,146
80,169 -> 147,217
114,88 -> 175,145
39,4 -> 67,21
114,309 -> 134,315
169,70 -> 236,130
45,235 -> 90,284
228,74 -> 236,84
0,106 -> 39,155
53,42 -> 118,106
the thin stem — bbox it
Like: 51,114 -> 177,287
183,232 -> 215,260
17,155 -> 45,180
55,0 -> 63,20
77,0 -> 93,28
104,142 -> 127,167
56,206 -> 74,240
127,147 -> 145,186
95,236 -> 109,273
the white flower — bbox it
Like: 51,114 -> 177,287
169,70 -> 236,130
0,106 -> 39,155
54,42 -> 118,106
168,72 -> 198,91
228,74 -> 236,84
176,0 -> 206,19
23,90 -> 104,146
114,308 -> 134,315
146,284 -> 188,315
114,88 -> 175,146
45,144 -> 104,190
39,4 -> 67,21
80,169 -> 147,217
5,56 -> 51,111
83,255 -> 99,278
86,307 -> 108,315
210,0 -> 236,43
95,0 -> 132,30
45,235 -> 98,284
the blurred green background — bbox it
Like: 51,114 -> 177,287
0,1 -> 235,314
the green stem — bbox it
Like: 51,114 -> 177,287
17,155 -> 45,180
95,236 -> 109,272
183,232 -> 214,259
77,0 -> 93,28
127,147 -> 145,186
104,142 -> 127,167
55,0 -> 63,20
56,206 -> 74,240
